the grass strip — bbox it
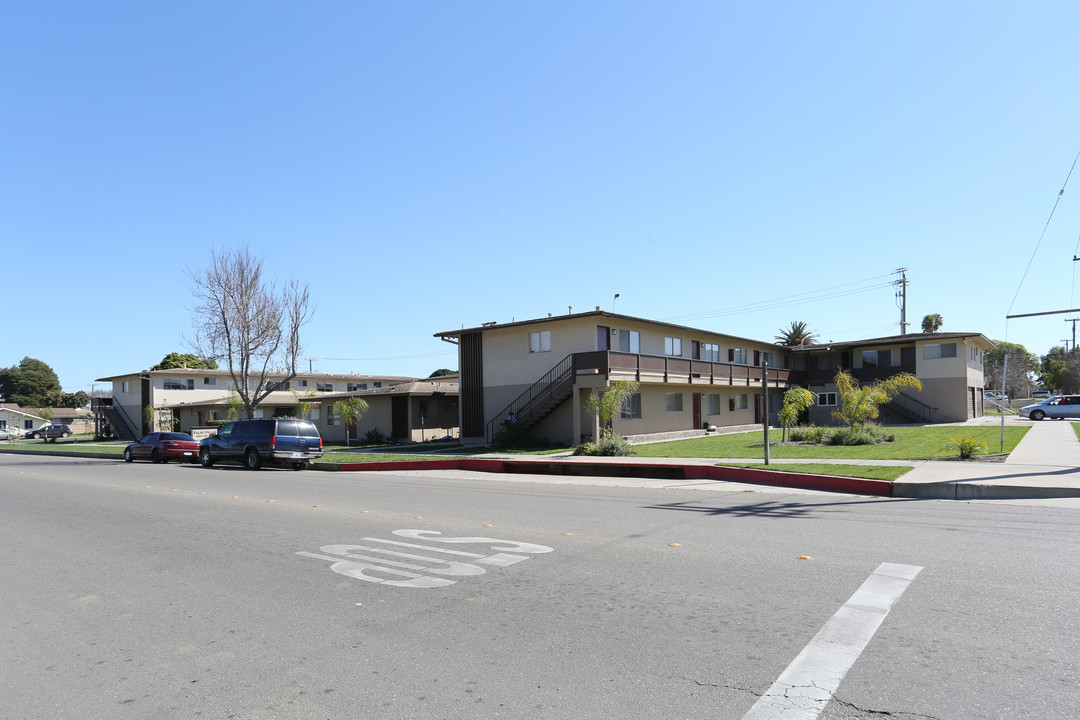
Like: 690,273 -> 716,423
716,462 -> 913,482
634,426 -> 1027,460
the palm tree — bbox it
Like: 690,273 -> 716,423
921,314 -> 943,333
775,321 -> 818,346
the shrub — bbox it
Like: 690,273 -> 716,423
573,435 -> 633,456
789,425 -> 828,443
826,424 -> 895,446
365,427 -> 386,444
945,436 -> 988,459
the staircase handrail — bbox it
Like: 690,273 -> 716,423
889,391 -> 937,422
486,354 -> 576,443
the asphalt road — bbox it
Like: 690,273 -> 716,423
2,454 -> 1078,720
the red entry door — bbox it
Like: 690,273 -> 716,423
597,326 -> 610,351
693,393 -> 702,429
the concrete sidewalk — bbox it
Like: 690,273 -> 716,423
890,418 -> 1080,499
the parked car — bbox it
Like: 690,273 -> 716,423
1031,389 -> 1053,398
198,418 -> 323,470
0,428 -> 15,440
124,432 -> 200,463
29,424 -> 73,441
1019,395 -> 1080,421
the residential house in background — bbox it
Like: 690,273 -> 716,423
787,332 -> 995,424
0,404 -> 45,435
316,379 -> 459,444
435,310 -> 791,446
93,368 -> 416,440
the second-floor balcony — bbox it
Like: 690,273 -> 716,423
571,351 -> 791,388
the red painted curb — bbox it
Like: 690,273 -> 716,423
334,457 -> 892,496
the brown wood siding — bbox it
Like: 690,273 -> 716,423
461,332 -> 484,437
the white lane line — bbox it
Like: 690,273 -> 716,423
741,562 -> 923,720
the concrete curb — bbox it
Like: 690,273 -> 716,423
6,447 -> 1074,500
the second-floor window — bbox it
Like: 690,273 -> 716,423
665,337 -> 682,356
348,383 -> 367,392
924,343 -> 957,359
203,377 -> 216,386
316,383 -> 334,392
163,378 -> 194,390
731,348 -> 747,364
529,331 -> 552,353
702,343 -> 720,362
618,330 -> 640,353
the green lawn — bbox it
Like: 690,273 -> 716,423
634,425 -> 1028,460
716,462 -> 913,482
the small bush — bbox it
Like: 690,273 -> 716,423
573,435 -> 634,456
789,425 -> 828,443
827,424 -> 895,446
365,427 -> 386,444
945,436 -> 988,459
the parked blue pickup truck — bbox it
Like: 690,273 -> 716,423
198,418 -> 323,470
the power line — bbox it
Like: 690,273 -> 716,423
662,272 -> 897,323
1008,148 -> 1080,316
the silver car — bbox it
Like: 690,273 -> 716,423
1018,395 -> 1080,421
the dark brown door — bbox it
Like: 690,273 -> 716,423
597,326 -> 610,351
693,393 -> 702,429
391,396 -> 409,440
754,394 -> 761,424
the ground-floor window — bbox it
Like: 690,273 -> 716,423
734,394 -> 748,410
706,393 -> 723,415
665,392 -> 683,412
621,393 -> 642,419
818,392 -> 838,406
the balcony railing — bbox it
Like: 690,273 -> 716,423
575,351 -> 790,387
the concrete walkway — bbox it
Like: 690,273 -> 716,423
891,417 -> 1080,499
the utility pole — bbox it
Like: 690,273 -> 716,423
893,268 -> 909,334
1066,318 -> 1080,351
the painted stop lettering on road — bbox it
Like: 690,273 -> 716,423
298,529 -> 554,589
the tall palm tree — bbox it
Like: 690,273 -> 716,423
775,321 -> 818,346
922,314 -> 943,333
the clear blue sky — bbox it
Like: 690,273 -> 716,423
4,2 -> 1080,395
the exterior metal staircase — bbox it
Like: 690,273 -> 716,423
886,392 -> 937,423
486,354 -> 576,444
94,398 -> 140,441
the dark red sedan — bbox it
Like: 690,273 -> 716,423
124,432 -> 200,464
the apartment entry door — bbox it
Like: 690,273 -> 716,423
597,326 -> 610,351
693,393 -> 702,429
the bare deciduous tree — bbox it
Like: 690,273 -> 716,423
187,246 -> 313,419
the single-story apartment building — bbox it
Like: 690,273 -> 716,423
315,379 -> 459,444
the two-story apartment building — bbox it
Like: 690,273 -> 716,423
436,311 -> 995,446
788,332 -> 995,424
94,368 -> 416,439
435,310 -> 791,446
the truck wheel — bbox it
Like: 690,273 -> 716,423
200,448 -> 214,467
291,460 -> 308,471
245,449 -> 262,470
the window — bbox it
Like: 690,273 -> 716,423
735,394 -> 748,410
761,351 -> 774,366
300,380 -> 308,387
529,330 -> 552,353
373,382 -> 382,388
707,393 -> 723,415
731,348 -> 748,364
267,380 -> 290,391
316,382 -> 334,392
862,350 -> 879,368
665,392 -> 683,412
665,337 -> 682,356
203,377 -> 217,386
618,329 -> 640,353
818,392 -> 838,406
326,406 -> 338,425
24,419 -> 33,429
702,343 -> 720,362
122,381 -> 129,393
924,343 -> 957,359
620,393 -> 642,419
347,383 -> 367,392
163,378 -> 194,390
